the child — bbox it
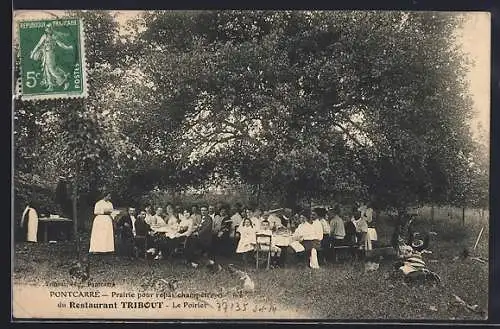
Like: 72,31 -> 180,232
236,218 -> 256,266
257,220 -> 282,266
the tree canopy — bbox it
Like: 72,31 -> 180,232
13,10 -> 489,216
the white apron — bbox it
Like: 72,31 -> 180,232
89,199 -> 115,253
21,207 -> 39,242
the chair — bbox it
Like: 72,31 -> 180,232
255,233 -> 272,270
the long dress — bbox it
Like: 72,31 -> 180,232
21,206 -> 38,242
89,199 -> 115,253
236,226 -> 256,253
30,32 -> 72,90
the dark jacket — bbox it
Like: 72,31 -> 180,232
117,214 -> 134,238
193,215 -> 213,247
134,216 -> 151,237
344,221 -> 357,246
220,216 -> 232,234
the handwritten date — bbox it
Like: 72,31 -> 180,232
215,300 -> 276,313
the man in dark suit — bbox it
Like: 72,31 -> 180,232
215,206 -> 232,256
185,205 -> 214,268
133,210 -> 153,258
116,207 -> 135,259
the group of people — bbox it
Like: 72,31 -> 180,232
88,191 -> 377,269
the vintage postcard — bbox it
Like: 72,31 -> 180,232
12,10 -> 490,321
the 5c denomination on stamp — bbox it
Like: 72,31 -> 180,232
17,18 -> 87,100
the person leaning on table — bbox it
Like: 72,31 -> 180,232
20,200 -> 39,243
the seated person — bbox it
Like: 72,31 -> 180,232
144,205 -> 155,226
190,205 -> 202,228
256,219 -> 281,265
215,207 -> 233,256
250,208 -> 263,231
163,213 -> 194,256
267,212 -> 284,230
150,206 -> 180,260
314,207 -> 331,246
209,205 -> 222,233
174,214 -> 194,238
184,205 -> 214,268
165,204 -> 179,226
116,207 -> 136,259
175,205 -> 184,219
235,218 -> 256,265
289,210 -> 323,266
313,207 -> 331,262
134,211 -> 153,257
233,208 -> 250,250
152,207 -> 167,227
280,208 -> 293,229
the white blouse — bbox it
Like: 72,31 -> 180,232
94,200 -> 113,215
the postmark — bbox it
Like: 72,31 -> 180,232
17,18 -> 87,100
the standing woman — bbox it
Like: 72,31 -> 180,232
89,192 -> 115,254
20,201 -> 39,242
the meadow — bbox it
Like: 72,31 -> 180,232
12,206 -> 489,320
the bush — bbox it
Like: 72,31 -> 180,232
14,172 -> 62,219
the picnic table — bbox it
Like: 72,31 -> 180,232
150,225 -> 172,233
37,216 -> 72,242
368,228 -> 378,241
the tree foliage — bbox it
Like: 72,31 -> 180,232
14,10 -> 489,215
120,10 -> 483,209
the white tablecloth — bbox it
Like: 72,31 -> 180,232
368,228 -> 378,241
273,235 -> 292,247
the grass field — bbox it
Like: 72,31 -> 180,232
12,208 -> 489,320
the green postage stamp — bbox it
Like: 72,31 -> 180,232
17,18 -> 87,100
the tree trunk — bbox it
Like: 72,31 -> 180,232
72,168 -> 80,259
462,207 -> 465,226
258,183 -> 261,206
285,189 -> 298,211
431,205 -> 434,221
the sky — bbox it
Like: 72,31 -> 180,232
12,10 -> 491,146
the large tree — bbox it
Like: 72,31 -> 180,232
123,10 -> 482,209
13,11 -> 135,233
14,10 -> 488,219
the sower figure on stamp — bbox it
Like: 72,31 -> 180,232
30,23 -> 73,91
185,205 -> 215,268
